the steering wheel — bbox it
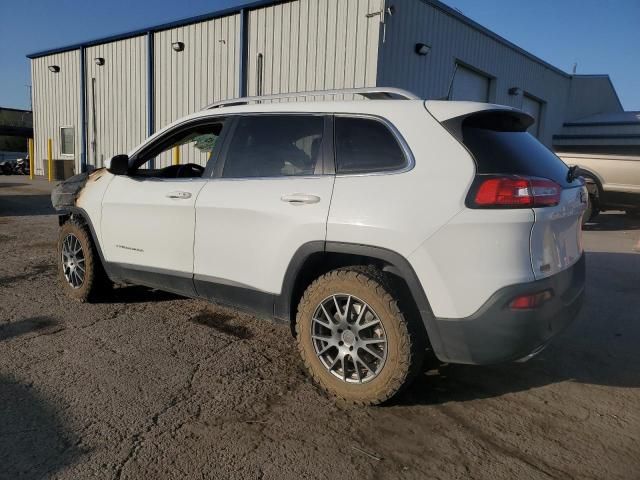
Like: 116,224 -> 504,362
176,163 -> 205,178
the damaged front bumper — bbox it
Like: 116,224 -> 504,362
51,169 -> 104,211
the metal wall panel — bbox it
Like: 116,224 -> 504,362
566,76 -> 624,122
85,36 -> 148,168
377,0 -> 572,146
247,0 -> 382,101
31,51 -> 81,175
154,15 -> 240,167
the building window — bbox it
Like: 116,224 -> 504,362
60,127 -> 75,156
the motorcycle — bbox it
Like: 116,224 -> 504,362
0,159 -> 15,175
14,157 -> 30,175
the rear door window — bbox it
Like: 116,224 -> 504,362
334,117 -> 407,174
222,115 -> 324,178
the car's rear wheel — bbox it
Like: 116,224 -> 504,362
57,219 -> 109,302
296,267 -> 424,405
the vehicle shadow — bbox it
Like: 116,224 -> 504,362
191,308 -> 253,339
397,251 -> 640,406
0,194 -> 55,217
0,318 -> 81,478
0,373 -> 82,479
93,285 -> 186,304
583,212 -> 640,232
0,316 -> 58,342
0,182 -> 30,188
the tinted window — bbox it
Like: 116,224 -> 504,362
222,115 -> 324,178
335,117 -> 407,174
462,126 -> 572,187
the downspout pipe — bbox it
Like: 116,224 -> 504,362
147,31 -> 155,168
79,47 -> 87,173
239,8 -> 249,97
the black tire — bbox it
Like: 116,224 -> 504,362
582,194 -> 598,225
296,266 -> 425,405
57,218 -> 110,302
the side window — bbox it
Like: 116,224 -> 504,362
222,115 -> 324,178
335,117 -> 407,174
131,121 -> 224,178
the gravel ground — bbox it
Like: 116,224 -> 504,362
1,176 -> 639,480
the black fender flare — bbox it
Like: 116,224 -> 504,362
276,241 -> 447,360
57,207 -> 118,281
575,168 -> 604,199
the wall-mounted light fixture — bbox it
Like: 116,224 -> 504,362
415,43 -> 431,56
48,65 -> 60,73
94,57 -> 105,66
508,87 -> 523,96
171,41 -> 185,52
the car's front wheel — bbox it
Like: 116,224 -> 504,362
57,219 -> 109,302
296,267 -> 424,405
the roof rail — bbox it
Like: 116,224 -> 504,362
203,87 -> 420,110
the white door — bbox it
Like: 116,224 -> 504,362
101,119 -> 226,276
194,114 -> 334,294
522,94 -> 542,137
451,65 -> 490,102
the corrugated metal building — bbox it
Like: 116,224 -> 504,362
27,0 -> 636,177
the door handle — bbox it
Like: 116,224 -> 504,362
281,193 -> 321,205
166,191 -> 192,199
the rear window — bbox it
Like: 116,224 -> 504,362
460,114 -> 572,187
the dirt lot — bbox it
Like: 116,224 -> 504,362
1,176 -> 639,480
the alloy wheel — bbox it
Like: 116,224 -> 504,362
61,233 -> 85,289
311,294 -> 388,383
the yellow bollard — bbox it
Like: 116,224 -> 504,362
47,138 -> 53,182
172,146 -> 180,166
28,138 -> 34,180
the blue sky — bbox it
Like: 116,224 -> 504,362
0,0 -> 638,111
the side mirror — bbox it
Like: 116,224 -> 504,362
106,154 -> 129,175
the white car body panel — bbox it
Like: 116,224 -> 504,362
194,175 -> 334,293
530,186 -> 587,280
409,208 -> 535,318
101,176 -> 208,274
74,169 -> 114,246
326,104 -> 474,257
74,97 -> 583,323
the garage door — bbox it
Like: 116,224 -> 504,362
521,94 -> 542,137
450,65 -> 490,102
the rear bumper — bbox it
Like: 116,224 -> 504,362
432,253 -> 586,365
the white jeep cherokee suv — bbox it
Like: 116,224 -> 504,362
52,88 -> 587,405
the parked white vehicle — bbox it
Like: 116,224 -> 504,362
52,88 -> 588,405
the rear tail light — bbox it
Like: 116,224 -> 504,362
469,175 -> 561,208
509,290 -> 553,310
